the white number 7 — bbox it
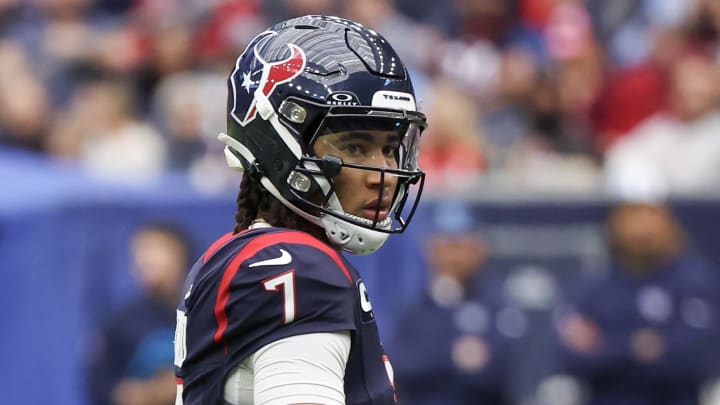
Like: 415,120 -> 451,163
263,270 -> 296,324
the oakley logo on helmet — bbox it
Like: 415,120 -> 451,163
328,92 -> 359,105
231,37 -> 307,126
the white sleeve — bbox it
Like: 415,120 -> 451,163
224,331 -> 352,405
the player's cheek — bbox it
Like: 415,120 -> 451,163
333,171 -> 355,201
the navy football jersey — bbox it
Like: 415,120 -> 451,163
174,226 -> 396,404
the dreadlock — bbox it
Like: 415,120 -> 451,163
233,174 -> 328,243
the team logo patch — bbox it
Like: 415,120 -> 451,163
230,32 -> 307,126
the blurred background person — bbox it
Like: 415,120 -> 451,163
418,80 -> 487,193
546,202 -> 720,405
0,70 -> 52,152
387,200 -> 513,405
498,0 -> 603,193
86,222 -> 193,405
47,77 -> 168,183
605,49 -> 720,197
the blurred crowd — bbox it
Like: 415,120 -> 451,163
3,0 -> 720,198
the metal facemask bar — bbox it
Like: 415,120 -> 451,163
294,158 -> 426,233
285,107 -> 426,234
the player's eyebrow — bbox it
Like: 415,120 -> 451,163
338,132 -> 374,142
337,132 -> 401,143
387,134 -> 401,143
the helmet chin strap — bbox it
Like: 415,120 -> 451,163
321,215 -> 390,256
323,191 -> 391,255
260,176 -> 389,255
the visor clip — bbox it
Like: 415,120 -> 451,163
320,155 -> 343,177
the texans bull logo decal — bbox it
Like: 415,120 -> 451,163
231,34 -> 307,126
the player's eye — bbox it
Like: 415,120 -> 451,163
382,145 -> 398,158
383,144 -> 400,167
340,143 -> 366,157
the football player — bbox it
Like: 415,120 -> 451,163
173,15 -> 426,405
550,203 -> 720,405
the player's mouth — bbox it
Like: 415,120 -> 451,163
361,198 -> 391,222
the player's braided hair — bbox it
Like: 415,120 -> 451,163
233,174 -> 327,242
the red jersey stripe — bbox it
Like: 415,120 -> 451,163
203,232 -> 234,264
202,229 -> 251,264
213,230 -> 352,345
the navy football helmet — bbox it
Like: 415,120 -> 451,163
218,15 -> 426,255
